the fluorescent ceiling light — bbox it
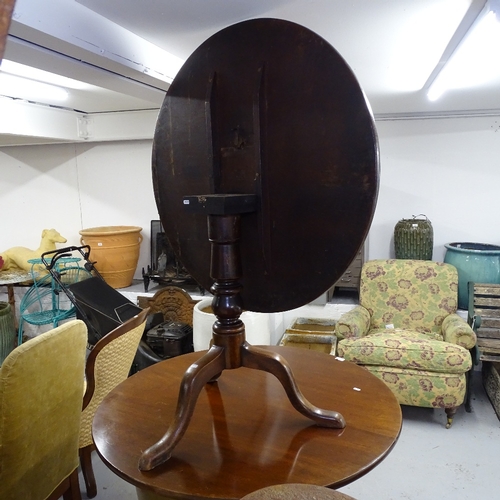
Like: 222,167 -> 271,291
0,72 -> 69,101
0,59 -> 95,103
425,0 -> 500,101
0,60 -> 90,90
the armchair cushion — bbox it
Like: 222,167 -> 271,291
364,365 -> 466,409
337,331 -> 472,373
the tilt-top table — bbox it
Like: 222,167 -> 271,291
94,16 -> 385,498
139,17 -> 380,470
93,346 -> 401,499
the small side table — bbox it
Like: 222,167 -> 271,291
0,270 -> 32,361
0,270 -> 33,330
93,346 -> 402,499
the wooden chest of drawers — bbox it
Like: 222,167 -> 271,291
327,248 -> 364,300
335,250 -> 363,289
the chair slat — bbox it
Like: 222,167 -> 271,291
474,307 -> 500,319
477,338 -> 500,351
474,297 -> 500,309
473,284 -> 500,296
475,327 -> 500,339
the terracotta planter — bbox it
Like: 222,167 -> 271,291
80,226 -> 143,289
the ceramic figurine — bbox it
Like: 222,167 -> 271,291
0,229 -> 67,273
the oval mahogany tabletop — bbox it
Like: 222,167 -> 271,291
93,346 -> 402,499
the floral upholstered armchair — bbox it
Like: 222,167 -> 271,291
336,259 -> 476,428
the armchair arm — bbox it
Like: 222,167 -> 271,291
335,305 -> 371,340
442,313 -> 477,349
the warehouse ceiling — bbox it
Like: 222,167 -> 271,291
2,0 -> 499,116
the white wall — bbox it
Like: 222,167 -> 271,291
370,114 -> 500,262
0,139 -> 157,276
1,113 -> 499,281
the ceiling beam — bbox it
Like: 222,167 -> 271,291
8,0 -> 183,88
0,97 -> 158,146
4,36 -> 167,103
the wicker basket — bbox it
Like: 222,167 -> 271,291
394,214 -> 433,260
0,302 -> 16,364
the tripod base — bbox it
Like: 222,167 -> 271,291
138,343 -> 346,471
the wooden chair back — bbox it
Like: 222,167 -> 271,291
79,307 -> 149,497
138,286 -> 199,326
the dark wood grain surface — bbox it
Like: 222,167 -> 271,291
93,346 -> 401,499
153,19 -> 379,313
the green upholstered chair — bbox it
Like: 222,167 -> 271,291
240,483 -> 356,499
79,307 -> 149,498
0,319 -> 87,500
336,259 -> 476,428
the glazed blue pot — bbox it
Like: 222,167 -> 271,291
444,242 -> 500,310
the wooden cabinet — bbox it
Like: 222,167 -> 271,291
335,249 -> 363,289
327,247 -> 364,300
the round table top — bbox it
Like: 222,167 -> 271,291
153,18 -> 379,313
0,270 -> 33,285
93,346 -> 401,499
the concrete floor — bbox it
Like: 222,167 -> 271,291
80,365 -> 500,500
